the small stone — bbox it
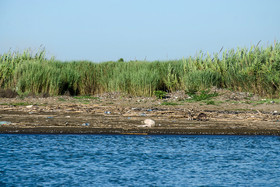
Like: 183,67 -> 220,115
196,113 -> 208,121
142,119 -> 155,127
26,105 -> 33,109
82,123 -> 90,126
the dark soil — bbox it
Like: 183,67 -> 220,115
0,89 -> 18,98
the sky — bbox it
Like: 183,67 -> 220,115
1,0 -> 280,62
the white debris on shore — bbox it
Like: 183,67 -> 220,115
137,119 -> 155,128
26,105 -> 33,109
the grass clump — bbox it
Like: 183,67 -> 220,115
161,102 -> 180,106
186,89 -> 219,101
11,102 -> 33,106
154,90 -> 167,99
251,99 -> 280,105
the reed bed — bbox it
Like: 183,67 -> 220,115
1,42 -> 280,97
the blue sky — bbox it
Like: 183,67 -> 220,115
1,0 -> 280,62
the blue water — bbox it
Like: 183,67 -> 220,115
1,135 -> 280,187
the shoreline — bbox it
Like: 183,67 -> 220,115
1,91 -> 280,136
1,126 -> 280,136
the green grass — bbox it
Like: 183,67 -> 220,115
73,96 -> 99,104
1,42 -> 280,98
186,89 -> 219,101
154,90 -> 167,99
58,98 -> 67,102
0,103 -> 9,105
11,102 -> 33,106
161,102 -> 180,105
251,99 -> 280,105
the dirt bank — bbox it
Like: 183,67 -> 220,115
1,90 -> 280,135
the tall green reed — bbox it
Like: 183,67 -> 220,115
0,42 -> 279,97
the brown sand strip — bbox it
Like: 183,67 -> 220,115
1,126 -> 280,136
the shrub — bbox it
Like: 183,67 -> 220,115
154,90 -> 167,99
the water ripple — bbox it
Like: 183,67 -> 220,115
0,135 -> 280,186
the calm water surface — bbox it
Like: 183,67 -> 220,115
0,134 -> 280,186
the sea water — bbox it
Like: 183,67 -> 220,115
0,134 -> 280,186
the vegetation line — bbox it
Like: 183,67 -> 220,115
1,42 -> 280,98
